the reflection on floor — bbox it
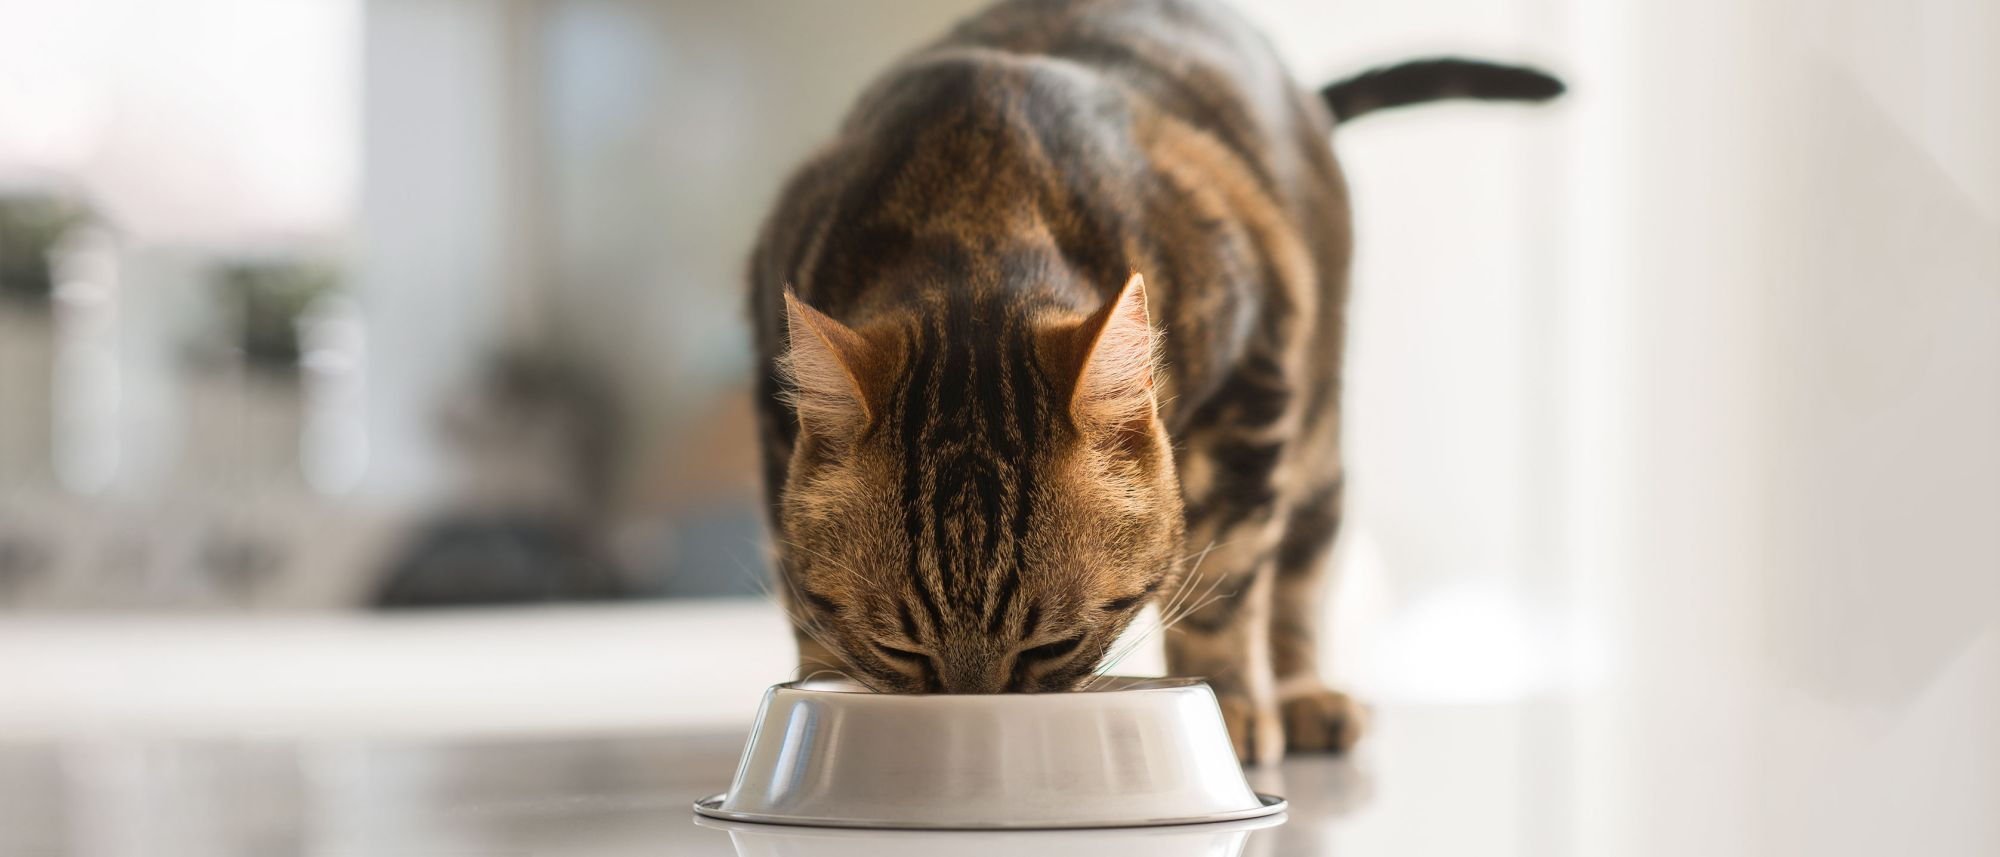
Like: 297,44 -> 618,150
7,653 -> 1999,857
0,717 -> 1388,857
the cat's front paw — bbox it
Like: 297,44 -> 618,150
1215,692 -> 1286,766
1279,685 -> 1367,754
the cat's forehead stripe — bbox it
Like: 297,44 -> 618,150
890,292 -> 1053,627
896,310 -> 948,631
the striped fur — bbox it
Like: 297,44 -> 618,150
748,0 -> 1559,762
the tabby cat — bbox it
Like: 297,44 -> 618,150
749,0 -> 1561,763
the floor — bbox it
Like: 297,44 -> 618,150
9,677 -> 1991,857
4,601 -> 1997,856
0,707 -> 1518,857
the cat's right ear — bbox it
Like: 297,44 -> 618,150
781,291 -> 883,442
1065,272 -> 1161,446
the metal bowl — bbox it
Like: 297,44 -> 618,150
694,676 -> 1286,829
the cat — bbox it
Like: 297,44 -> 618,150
747,0 -> 1561,763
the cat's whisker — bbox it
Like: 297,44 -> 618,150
1149,576 -> 1240,648
1088,604 -> 1180,688
777,538 -> 873,593
1079,551 -> 1213,692
720,537 -> 888,693
823,659 -> 888,694
767,572 -> 896,695
795,662 -> 887,695
1181,536 -> 1238,578
725,543 -> 804,625
776,538 -> 851,577
777,579 -> 835,638
792,660 -> 843,681
1084,610 -> 1199,692
1150,542 -> 1221,632
1082,547 -> 1242,691
797,631 -> 884,694
1160,566 -> 1206,622
1178,546 -> 1237,611
1149,536 -> 1226,625
1144,570 -> 1197,640
1156,573 -> 1233,635
1089,644 -> 1145,689
1085,597 -> 1193,691
1082,648 -> 1137,691
1161,592 -> 1229,634
749,542 -> 878,692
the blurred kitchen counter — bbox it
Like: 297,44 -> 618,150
0,602 -> 799,741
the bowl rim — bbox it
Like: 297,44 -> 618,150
691,792 -> 1289,831
690,807 -> 1289,837
771,674 -> 1211,697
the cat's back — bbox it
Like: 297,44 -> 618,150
755,0 -> 1334,312
935,0 -> 1325,178
749,0 -> 1353,481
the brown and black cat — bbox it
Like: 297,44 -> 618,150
748,0 -> 1560,763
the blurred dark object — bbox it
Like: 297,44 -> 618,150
372,351 -> 627,608
201,531 -> 286,605
433,351 -> 624,512
621,505 -> 768,599
0,193 -> 89,308
374,515 -> 621,607
215,259 -> 341,373
0,535 -> 52,604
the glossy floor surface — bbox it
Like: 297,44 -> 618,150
0,708 -> 1519,857
9,658 -> 1997,857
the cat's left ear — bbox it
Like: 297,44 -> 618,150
782,291 -> 886,441
1066,272 -> 1161,439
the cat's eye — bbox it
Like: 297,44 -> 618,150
1019,634 -> 1085,663
874,643 -> 930,665
1101,578 -> 1164,612
797,588 -> 841,615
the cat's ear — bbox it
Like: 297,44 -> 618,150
1067,272 -> 1160,436
782,291 -> 883,441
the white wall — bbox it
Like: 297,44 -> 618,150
357,0 -> 541,503
1558,0 -> 2000,853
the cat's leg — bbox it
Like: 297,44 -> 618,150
1269,476 -> 1366,753
1169,434 -> 1293,766
1165,537 -> 1281,765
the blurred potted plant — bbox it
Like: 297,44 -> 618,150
0,192 -> 88,309
214,258 -> 342,375
181,255 -> 346,605
0,192 -> 91,603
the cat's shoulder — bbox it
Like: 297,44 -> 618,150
845,45 -> 1119,134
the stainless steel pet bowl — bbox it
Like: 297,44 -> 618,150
694,676 -> 1286,829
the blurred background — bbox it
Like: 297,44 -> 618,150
0,0 -> 1995,855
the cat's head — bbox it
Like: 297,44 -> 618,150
776,273 -> 1183,693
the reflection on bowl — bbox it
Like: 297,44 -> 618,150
696,676 -> 1285,829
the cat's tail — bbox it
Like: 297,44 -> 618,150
1321,58 -> 1565,123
